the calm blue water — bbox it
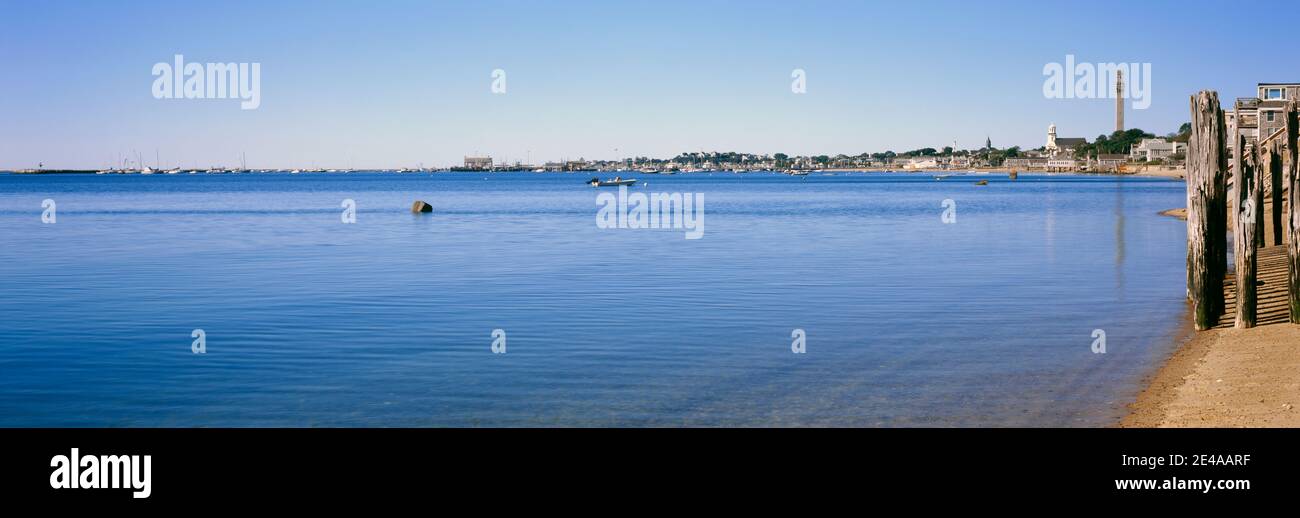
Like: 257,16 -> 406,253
0,171 -> 1188,427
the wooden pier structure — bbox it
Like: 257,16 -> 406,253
1187,92 -> 1300,330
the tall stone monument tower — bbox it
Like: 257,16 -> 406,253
1115,69 -> 1125,132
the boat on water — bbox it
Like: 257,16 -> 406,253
786,169 -> 809,176
588,176 -> 637,187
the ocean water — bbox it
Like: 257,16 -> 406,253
0,171 -> 1188,427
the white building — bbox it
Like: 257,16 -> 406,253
902,157 -> 940,170
464,156 -> 493,170
1045,124 -> 1087,157
1046,157 -> 1079,171
1129,139 -> 1184,162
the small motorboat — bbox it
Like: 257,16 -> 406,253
588,176 -> 637,187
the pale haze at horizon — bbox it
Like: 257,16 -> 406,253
0,0 -> 1290,169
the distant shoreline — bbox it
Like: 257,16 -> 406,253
5,169 -> 98,175
4,167 -> 1190,178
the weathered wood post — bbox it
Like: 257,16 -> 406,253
1234,133 -> 1259,328
1287,100 -> 1300,323
1256,143 -> 1268,248
1187,91 -> 1229,330
1267,139 -> 1284,246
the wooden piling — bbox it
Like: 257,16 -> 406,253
1253,143 -> 1263,248
1265,140 -> 1284,246
1187,91 -> 1229,330
1234,133 -> 1259,329
1287,100 -> 1300,323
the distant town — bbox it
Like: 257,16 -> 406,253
453,80 -> 1285,174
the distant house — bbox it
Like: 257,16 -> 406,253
1129,138 -> 1184,162
1093,154 -> 1127,171
1046,157 -> 1079,172
1004,157 -> 1048,170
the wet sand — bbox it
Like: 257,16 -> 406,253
1123,322 -> 1300,427
1124,200 -> 1299,427
1131,167 -> 1186,179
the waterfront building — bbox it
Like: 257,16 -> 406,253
464,156 -> 493,170
1092,154 -> 1127,172
1004,157 -> 1048,169
1231,82 -> 1300,151
1129,138 -> 1185,162
564,159 -> 591,171
902,157 -> 940,170
1046,157 -> 1080,172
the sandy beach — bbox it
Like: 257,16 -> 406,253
1123,319 -> 1300,427
1131,167 -> 1186,179
1125,193 -> 1299,427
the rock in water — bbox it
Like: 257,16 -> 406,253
411,200 -> 433,213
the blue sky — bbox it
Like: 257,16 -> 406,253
1,0 -> 1294,169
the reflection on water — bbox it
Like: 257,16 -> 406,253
1116,180 -> 1126,298
0,172 -> 1188,427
